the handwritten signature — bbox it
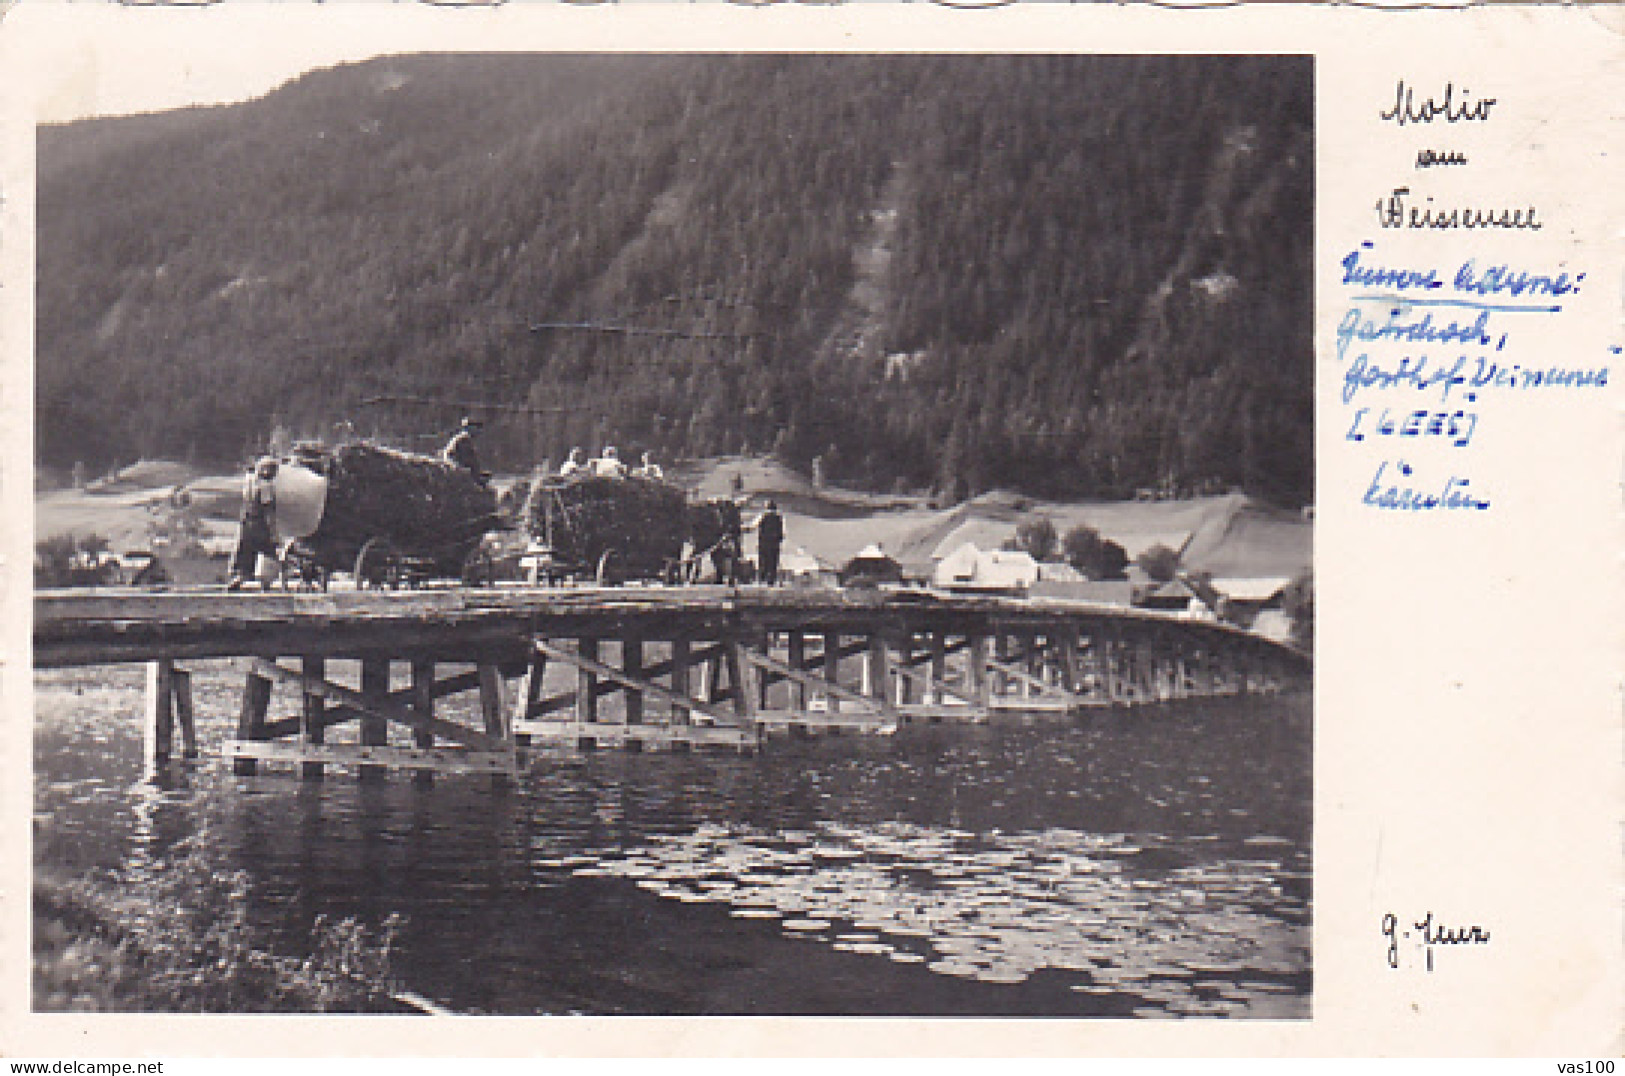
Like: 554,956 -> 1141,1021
1382,912 -> 1492,971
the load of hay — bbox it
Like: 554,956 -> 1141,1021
304,443 -> 499,568
526,474 -> 688,579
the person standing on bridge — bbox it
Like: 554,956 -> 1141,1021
753,500 -> 785,586
225,458 -> 279,592
442,417 -> 487,484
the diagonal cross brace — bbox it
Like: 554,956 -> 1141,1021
985,657 -> 1082,701
531,639 -> 742,728
245,658 -> 506,751
737,647 -> 887,715
890,661 -> 977,707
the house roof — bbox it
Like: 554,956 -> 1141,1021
931,544 -> 1039,590
928,520 -> 1019,562
1210,576 -> 1295,602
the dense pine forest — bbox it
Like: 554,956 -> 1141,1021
37,53 -> 1313,505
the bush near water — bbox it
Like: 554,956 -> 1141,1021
34,835 -> 403,1013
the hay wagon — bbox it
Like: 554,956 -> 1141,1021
269,443 -> 503,590
523,473 -> 693,585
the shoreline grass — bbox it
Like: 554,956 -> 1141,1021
33,835 -> 405,1013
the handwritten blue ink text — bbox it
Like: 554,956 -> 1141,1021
1363,460 -> 1490,512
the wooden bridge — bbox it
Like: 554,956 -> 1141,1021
34,585 -> 1311,781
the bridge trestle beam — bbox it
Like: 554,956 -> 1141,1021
225,657 -> 518,781
143,659 -> 198,776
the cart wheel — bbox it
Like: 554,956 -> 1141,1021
461,546 -> 494,588
595,549 -> 618,587
355,537 -> 398,590
281,541 -> 326,593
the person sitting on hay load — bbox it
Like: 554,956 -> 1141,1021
559,447 -> 586,478
442,417 -> 489,485
590,445 -> 628,478
225,458 -> 279,592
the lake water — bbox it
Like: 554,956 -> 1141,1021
34,663 -> 1310,1017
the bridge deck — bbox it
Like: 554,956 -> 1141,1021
33,584 -> 1304,669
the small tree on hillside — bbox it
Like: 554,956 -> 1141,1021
1136,543 -> 1181,583
1014,517 -> 1059,562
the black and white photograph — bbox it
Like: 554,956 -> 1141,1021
30,50 -> 1314,1019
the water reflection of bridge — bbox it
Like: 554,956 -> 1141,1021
35,587 -> 1310,781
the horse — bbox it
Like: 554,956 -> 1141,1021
684,499 -> 744,584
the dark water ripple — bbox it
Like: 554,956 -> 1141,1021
34,663 -> 1310,1016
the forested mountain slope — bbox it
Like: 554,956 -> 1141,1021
38,53 -> 1313,505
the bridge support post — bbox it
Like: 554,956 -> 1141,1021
786,632 -> 807,736
824,633 -> 841,719
143,659 -> 197,772
478,664 -> 511,785
577,638 -> 600,727
670,638 -> 692,727
623,638 -> 644,729
301,656 -> 326,780
513,647 -> 548,745
233,665 -> 273,776
359,658 -> 390,782
411,660 -> 435,786
143,660 -> 173,774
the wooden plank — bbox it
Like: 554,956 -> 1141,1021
624,638 -> 644,725
225,741 -> 517,776
247,658 -> 505,751
516,721 -> 756,750
824,633 -> 842,714
232,666 -> 273,776
144,660 -> 175,770
36,587 -> 1307,672
479,664 -> 509,740
671,638 -> 691,724
577,638 -> 599,723
535,690 -> 577,716
411,660 -> 436,783
167,666 -> 198,759
968,635 -> 990,709
515,648 -> 548,724
866,634 -> 895,713
755,632 -> 772,711
533,640 -> 738,727
930,635 -> 949,704
895,703 -> 991,723
727,642 -> 757,721
301,656 -> 326,779
988,696 -> 1079,713
787,632 -> 807,711
752,708 -> 896,733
